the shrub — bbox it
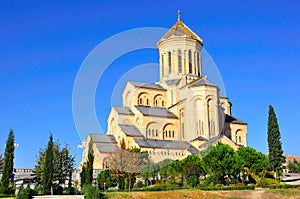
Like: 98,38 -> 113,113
81,184 -> 104,199
256,178 -> 279,188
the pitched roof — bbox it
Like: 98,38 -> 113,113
89,134 -> 117,143
134,138 -> 199,154
135,106 -> 178,119
118,124 -> 144,137
200,136 -> 220,148
113,107 -> 134,115
190,136 -> 208,142
165,79 -> 181,86
158,20 -> 203,44
189,77 -> 216,87
129,81 -> 166,90
225,114 -> 247,125
95,144 -> 118,153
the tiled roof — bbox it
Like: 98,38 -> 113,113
225,114 -> 247,125
135,106 -> 178,119
118,124 -> 144,137
89,134 -> 117,143
113,107 -> 134,115
95,144 -> 118,153
129,81 -> 166,90
134,138 -> 199,154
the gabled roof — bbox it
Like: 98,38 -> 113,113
158,20 -> 203,44
95,144 -> 118,153
134,138 -> 199,154
200,136 -> 220,148
113,107 -> 134,115
129,81 -> 166,90
225,114 -> 247,125
165,79 -> 181,86
190,136 -> 208,142
135,106 -> 178,119
89,134 -> 117,143
189,77 -> 216,87
118,124 -> 144,137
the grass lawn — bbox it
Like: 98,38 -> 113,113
103,188 -> 300,199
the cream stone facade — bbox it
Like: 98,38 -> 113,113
81,14 -> 247,170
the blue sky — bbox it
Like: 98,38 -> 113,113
1,0 -> 300,168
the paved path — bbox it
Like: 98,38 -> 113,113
282,173 -> 300,185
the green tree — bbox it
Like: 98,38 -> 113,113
267,105 -> 285,178
42,134 -> 54,195
80,165 -> 87,186
35,142 -> 75,186
0,153 -> 3,174
236,147 -> 269,177
96,169 -> 116,190
287,160 -> 299,173
203,142 -> 243,185
85,143 -> 94,185
0,129 -> 15,194
181,154 -> 205,187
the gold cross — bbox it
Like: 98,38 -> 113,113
178,10 -> 181,21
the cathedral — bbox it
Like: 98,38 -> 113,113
82,13 -> 247,170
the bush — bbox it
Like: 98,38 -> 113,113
135,181 -> 144,188
17,186 -> 34,199
198,185 -> 255,191
82,184 -> 104,199
256,178 -> 279,188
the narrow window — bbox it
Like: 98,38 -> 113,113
146,98 -> 149,106
172,130 -> 174,137
156,129 -> 158,136
197,52 -> 200,76
178,50 -> 182,73
188,50 -> 192,74
162,101 -> 164,107
168,51 -> 172,74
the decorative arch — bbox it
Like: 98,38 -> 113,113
153,94 -> 165,107
162,123 -> 177,140
235,129 -> 243,144
138,92 -> 150,106
146,122 -> 159,138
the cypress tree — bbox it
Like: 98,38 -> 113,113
85,143 -> 94,184
80,165 -> 86,187
267,105 -> 285,178
0,129 -> 15,194
42,134 -> 54,195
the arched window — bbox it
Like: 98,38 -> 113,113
168,51 -> 172,74
138,98 -> 142,105
188,50 -> 192,74
162,101 -> 164,107
178,50 -> 182,73
156,129 -> 158,136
